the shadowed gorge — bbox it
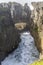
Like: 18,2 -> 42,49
0,1 -> 43,64
0,2 -> 33,61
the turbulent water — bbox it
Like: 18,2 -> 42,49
1,32 -> 39,65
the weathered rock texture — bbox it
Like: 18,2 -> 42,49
0,2 -> 33,61
0,7 -> 20,61
0,2 -> 32,32
31,2 -> 43,56
10,3 -> 32,32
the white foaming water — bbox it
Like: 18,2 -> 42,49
1,32 -> 39,65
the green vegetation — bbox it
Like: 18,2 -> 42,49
30,60 -> 43,65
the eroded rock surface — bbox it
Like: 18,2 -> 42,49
0,7 -> 20,61
31,2 -> 43,58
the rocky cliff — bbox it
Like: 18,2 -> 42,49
0,2 -> 32,32
0,7 -> 20,61
31,2 -> 43,59
0,2 -> 33,61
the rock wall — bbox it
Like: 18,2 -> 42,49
0,7 -> 20,61
31,2 -> 43,58
0,2 -> 33,61
0,2 -> 32,32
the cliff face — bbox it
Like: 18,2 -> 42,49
0,2 -> 33,61
0,2 -> 32,32
0,7 -> 20,61
31,2 -> 43,58
13,3 -> 32,32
